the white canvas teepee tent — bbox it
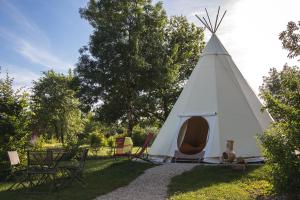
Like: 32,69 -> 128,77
149,8 -> 273,163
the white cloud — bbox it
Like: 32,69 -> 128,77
191,11 -> 205,17
160,0 -> 300,94
0,0 -> 50,45
17,39 -> 72,69
218,0 -> 300,93
0,0 -> 72,70
0,28 -> 72,69
0,64 -> 40,90
0,0 -> 36,31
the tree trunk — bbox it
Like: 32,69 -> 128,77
53,121 -> 60,142
60,122 -> 64,144
54,121 -> 64,144
126,97 -> 136,137
127,121 -> 134,137
127,107 -> 135,137
162,96 -> 169,121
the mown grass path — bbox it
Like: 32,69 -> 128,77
168,165 -> 272,200
95,163 -> 197,200
0,159 -> 153,200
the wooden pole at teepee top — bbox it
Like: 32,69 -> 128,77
214,6 -> 221,33
195,15 -> 213,33
205,8 -> 214,32
195,6 -> 227,34
215,10 -> 227,32
202,17 -> 213,33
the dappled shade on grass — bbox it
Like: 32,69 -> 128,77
0,159 -> 153,200
168,165 -> 272,200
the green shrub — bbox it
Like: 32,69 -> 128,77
0,161 -> 10,181
0,71 -> 31,165
132,129 -> 147,147
260,66 -> 300,197
106,136 -> 115,155
107,136 -> 115,148
31,135 -> 46,150
260,123 -> 300,196
132,126 -> 158,146
89,132 -> 103,148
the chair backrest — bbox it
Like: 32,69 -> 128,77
115,138 -> 125,154
27,151 -> 53,167
7,151 -> 20,166
115,138 -> 125,148
136,132 -> 155,156
78,148 -> 89,169
49,148 -> 69,167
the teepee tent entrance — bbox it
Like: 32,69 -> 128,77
149,7 -> 273,163
177,116 -> 209,155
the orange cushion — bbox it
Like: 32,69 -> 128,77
180,142 -> 202,155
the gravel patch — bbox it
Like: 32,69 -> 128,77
95,163 -> 198,200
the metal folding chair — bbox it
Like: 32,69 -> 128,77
58,148 -> 89,188
113,137 -> 132,159
27,150 -> 57,193
7,151 -> 28,191
130,132 -> 155,163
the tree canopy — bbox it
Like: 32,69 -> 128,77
148,16 -> 205,122
0,69 -> 31,160
259,21 -> 300,196
31,70 -> 84,144
76,0 -> 204,135
279,21 -> 300,59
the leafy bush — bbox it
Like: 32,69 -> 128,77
31,70 -> 84,145
260,66 -> 300,196
260,123 -> 300,196
31,135 -> 46,150
132,128 -> 147,147
107,136 -> 114,148
0,71 -> 31,162
89,132 -> 105,148
0,161 -> 10,181
132,126 -> 158,146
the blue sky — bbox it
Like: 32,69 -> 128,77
1,0 -> 300,92
0,0 -> 91,88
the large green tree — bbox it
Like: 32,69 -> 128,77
279,21 -> 300,59
31,70 -> 84,144
259,21 -> 300,196
148,16 -> 205,122
0,69 -> 31,160
76,0 -> 204,135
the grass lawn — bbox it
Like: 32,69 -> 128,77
0,159 -> 153,200
87,146 -> 146,157
168,165 -> 273,200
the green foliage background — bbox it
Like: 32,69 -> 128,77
76,0 -> 205,135
259,21 -> 300,196
0,70 -> 31,161
31,70 -> 84,145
